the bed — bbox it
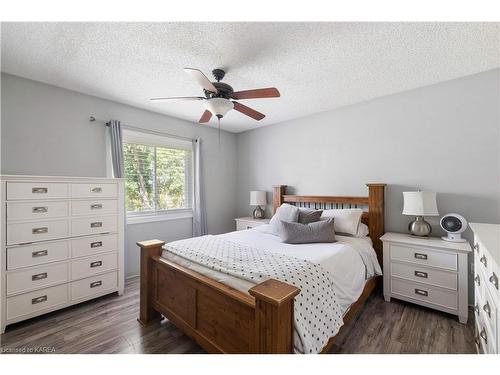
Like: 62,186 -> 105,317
137,183 -> 385,353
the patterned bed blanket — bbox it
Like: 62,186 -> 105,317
164,235 -> 344,354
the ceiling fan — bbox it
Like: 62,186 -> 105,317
150,68 -> 280,123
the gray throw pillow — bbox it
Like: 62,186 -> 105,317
269,203 -> 300,236
277,218 -> 336,244
298,208 -> 323,224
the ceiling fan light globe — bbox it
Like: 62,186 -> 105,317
204,98 -> 233,117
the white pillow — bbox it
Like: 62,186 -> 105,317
356,222 -> 369,237
269,203 -> 300,236
321,208 -> 363,236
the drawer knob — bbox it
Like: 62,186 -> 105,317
32,249 -> 48,258
32,187 -> 48,194
32,206 -> 48,213
90,204 -> 103,210
90,187 -> 102,193
414,288 -> 428,297
31,272 -> 48,281
480,327 -> 488,344
31,295 -> 47,304
480,255 -> 487,268
32,227 -> 48,234
489,272 -> 498,290
414,253 -> 428,260
474,304 -> 480,314
474,274 -> 481,286
414,270 -> 428,279
90,260 -> 102,268
90,241 -> 103,248
473,243 -> 479,253
90,222 -> 103,228
90,280 -> 102,288
483,301 -> 491,318
474,334 -> 481,348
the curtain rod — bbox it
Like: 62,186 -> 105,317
89,116 -> 195,142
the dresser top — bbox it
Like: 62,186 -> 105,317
381,232 -> 472,253
1,174 -> 124,182
470,223 -> 500,264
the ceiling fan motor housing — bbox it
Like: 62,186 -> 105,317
205,82 -> 234,99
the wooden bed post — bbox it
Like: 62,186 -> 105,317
249,278 -> 300,353
273,185 -> 287,214
366,184 -> 385,266
137,239 -> 165,325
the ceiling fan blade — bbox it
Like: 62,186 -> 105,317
233,102 -> 265,121
184,68 -> 218,93
199,110 -> 212,123
232,87 -> 280,100
150,96 -> 205,102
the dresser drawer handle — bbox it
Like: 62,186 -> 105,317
90,241 -> 103,248
90,261 -> 102,268
32,227 -> 48,234
32,187 -> 48,194
474,304 -> 480,314
32,272 -> 48,281
90,204 -> 103,210
32,250 -> 48,258
31,295 -> 47,304
480,255 -> 487,267
483,301 -> 491,318
414,270 -> 428,279
414,288 -> 428,297
489,272 -> 498,290
90,222 -> 103,228
474,334 -> 481,348
90,187 -> 102,193
473,243 -> 479,253
480,327 -> 487,344
90,280 -> 102,288
32,206 -> 48,213
474,274 -> 481,286
414,253 -> 427,260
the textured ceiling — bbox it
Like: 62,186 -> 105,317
1,22 -> 499,133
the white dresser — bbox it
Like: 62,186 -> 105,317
470,223 -> 499,354
0,175 -> 125,333
381,232 -> 471,324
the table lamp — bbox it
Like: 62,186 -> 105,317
402,191 -> 439,237
250,191 -> 267,219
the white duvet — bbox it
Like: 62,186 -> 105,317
162,224 -> 382,315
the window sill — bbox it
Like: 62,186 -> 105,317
127,211 -> 193,225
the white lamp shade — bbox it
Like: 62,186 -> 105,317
250,191 -> 267,206
204,98 -> 234,117
402,191 -> 439,216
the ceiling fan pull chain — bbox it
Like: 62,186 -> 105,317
218,117 -> 221,151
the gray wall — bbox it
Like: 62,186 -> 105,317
236,69 -> 500,298
1,73 -> 238,277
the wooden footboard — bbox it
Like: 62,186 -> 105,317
137,239 -> 300,353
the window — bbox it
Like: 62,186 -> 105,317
122,129 -> 193,222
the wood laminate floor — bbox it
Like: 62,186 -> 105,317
0,277 -> 476,354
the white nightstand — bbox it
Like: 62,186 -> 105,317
381,232 -> 471,324
235,217 -> 270,231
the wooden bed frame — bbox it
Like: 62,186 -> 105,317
137,183 -> 385,353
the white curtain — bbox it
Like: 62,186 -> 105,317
109,120 -> 124,178
192,138 -> 208,236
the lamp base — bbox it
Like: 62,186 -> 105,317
408,216 -> 432,237
252,206 -> 265,219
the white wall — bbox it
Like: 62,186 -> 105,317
236,69 -> 500,298
1,73 -> 238,277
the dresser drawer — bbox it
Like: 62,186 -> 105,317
6,284 -> 69,321
480,286 -> 498,342
6,182 -> 69,200
476,305 -> 496,354
71,183 -> 117,199
391,277 -> 457,310
6,262 -> 69,296
7,201 -> 69,221
7,219 -> 69,245
391,262 -> 457,290
71,234 -> 118,258
71,252 -> 117,280
71,215 -> 117,236
390,244 -> 457,271
7,241 -> 70,270
71,271 -> 118,301
71,199 -> 118,217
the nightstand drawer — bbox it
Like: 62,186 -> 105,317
391,277 -> 457,310
390,244 -> 457,271
391,262 -> 457,290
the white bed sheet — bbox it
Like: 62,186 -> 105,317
161,225 -> 382,315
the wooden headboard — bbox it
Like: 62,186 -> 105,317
272,184 -> 385,264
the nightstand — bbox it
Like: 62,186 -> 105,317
235,217 -> 270,231
381,232 -> 471,324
